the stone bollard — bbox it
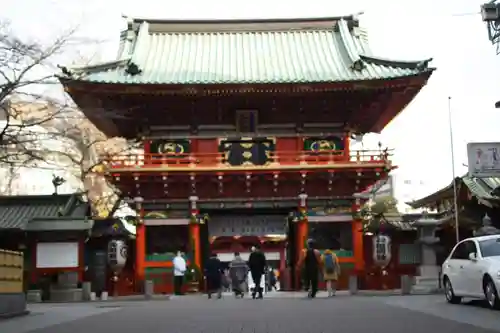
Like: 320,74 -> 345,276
27,290 -> 42,303
401,275 -> 412,295
348,275 -> 358,295
82,282 -> 92,301
90,292 -> 96,301
144,280 -> 154,300
101,291 -> 108,301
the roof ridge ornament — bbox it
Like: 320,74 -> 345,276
123,16 -> 134,31
484,213 -> 492,226
351,59 -> 365,71
125,62 -> 142,76
474,212 -> 500,236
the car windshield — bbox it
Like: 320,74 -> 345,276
479,238 -> 500,257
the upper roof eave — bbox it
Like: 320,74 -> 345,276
406,177 -> 463,209
57,59 -> 130,78
0,193 -> 81,203
360,55 -> 434,71
125,14 -> 362,26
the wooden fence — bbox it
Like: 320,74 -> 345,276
0,249 -> 23,293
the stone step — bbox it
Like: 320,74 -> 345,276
412,286 -> 442,294
415,283 -> 440,290
49,288 -> 83,302
415,276 -> 440,283
415,279 -> 439,285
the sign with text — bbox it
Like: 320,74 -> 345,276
467,142 -> 500,177
209,215 -> 286,237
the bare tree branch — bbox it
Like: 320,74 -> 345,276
0,19 -> 135,218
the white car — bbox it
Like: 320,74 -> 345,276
442,234 -> 500,309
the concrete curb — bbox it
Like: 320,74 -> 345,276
0,310 -> 30,321
27,294 -> 171,304
244,289 -> 443,298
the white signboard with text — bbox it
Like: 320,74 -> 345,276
36,242 -> 79,268
467,142 -> 500,177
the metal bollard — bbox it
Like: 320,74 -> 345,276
401,275 -> 412,295
144,280 -> 154,300
348,275 -> 358,295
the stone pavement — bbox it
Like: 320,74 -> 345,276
2,294 -> 500,333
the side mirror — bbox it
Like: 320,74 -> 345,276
469,252 -> 478,261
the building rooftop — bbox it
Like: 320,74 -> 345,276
58,15 -> 433,86
0,194 -> 91,230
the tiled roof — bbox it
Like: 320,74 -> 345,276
462,177 -> 500,201
59,16 -> 433,85
408,175 -> 500,208
0,194 -> 90,230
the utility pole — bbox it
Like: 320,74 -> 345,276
448,97 -> 460,243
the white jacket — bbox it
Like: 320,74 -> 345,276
173,256 -> 187,277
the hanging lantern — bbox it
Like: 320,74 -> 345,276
107,239 -> 128,275
372,234 -> 391,267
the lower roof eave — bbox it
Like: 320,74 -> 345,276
60,72 -> 432,95
104,163 -> 391,174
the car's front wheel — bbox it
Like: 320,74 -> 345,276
483,277 -> 500,310
444,277 -> 462,304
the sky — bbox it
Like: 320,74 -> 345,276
2,0 -> 499,202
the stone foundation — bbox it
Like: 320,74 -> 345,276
0,293 -> 28,318
49,288 -> 83,302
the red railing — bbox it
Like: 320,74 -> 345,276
102,149 -> 390,169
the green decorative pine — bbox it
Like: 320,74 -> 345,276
356,197 -> 399,234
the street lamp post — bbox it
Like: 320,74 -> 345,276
481,1 -> 500,54
448,97 -> 460,243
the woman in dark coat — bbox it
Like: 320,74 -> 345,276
204,253 -> 223,299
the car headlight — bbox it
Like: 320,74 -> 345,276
497,271 -> 500,278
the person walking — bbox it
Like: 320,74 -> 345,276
204,252 -> 223,299
248,246 -> 267,299
296,239 -> 322,298
322,249 -> 340,297
229,252 -> 248,298
267,267 -> 277,291
173,251 -> 187,295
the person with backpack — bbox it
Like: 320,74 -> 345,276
322,249 -> 340,297
297,239 -> 323,298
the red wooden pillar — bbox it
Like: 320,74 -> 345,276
295,193 -> 308,289
344,132 -> 351,162
134,197 -> 146,289
143,140 -> 151,166
189,196 -> 201,271
352,198 -> 364,272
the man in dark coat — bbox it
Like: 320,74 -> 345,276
248,246 -> 267,299
204,253 -> 223,299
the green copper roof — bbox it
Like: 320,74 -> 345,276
408,175 -> 500,209
60,16 -> 433,85
462,177 -> 500,201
